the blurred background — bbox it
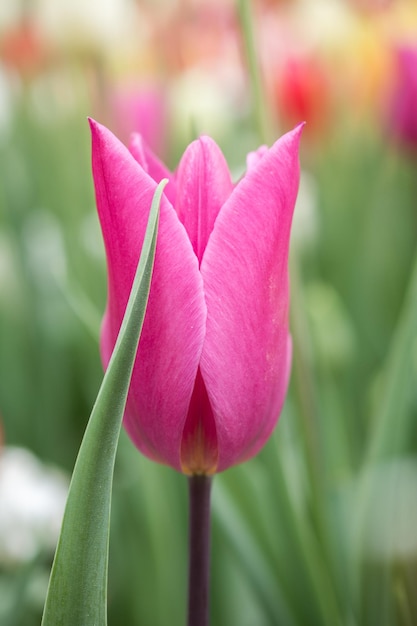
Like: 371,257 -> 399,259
0,0 -> 416,624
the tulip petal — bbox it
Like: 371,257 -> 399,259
180,367 -> 219,475
175,136 -> 233,264
200,125 -> 303,472
129,132 -> 176,206
90,119 -> 206,471
246,145 -> 268,171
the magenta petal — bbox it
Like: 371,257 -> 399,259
90,119 -> 206,471
180,367 -> 218,474
200,125 -> 303,472
246,145 -> 268,171
129,132 -> 176,206
175,136 -> 233,264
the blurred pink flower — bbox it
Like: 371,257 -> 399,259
388,45 -> 417,148
90,119 -> 302,474
109,83 -> 168,159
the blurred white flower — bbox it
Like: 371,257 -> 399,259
293,0 -> 357,50
37,0 -> 138,50
0,447 -> 68,565
169,67 -> 244,144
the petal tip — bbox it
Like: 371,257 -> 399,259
289,120 -> 306,142
87,116 -> 99,134
88,118 -> 118,150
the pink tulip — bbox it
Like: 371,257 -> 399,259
388,45 -> 417,148
109,83 -> 168,158
90,119 -> 302,474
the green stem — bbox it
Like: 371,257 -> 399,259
237,0 -> 269,143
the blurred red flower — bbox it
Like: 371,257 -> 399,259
275,54 -> 330,137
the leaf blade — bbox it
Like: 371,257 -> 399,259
41,179 -> 167,626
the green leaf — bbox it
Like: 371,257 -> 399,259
365,249 -> 417,464
213,478 -> 298,626
41,179 -> 167,626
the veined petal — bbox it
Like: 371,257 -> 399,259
90,119 -> 206,471
200,124 -> 303,472
129,132 -> 176,206
175,136 -> 233,264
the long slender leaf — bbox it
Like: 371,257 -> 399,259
366,249 -> 417,464
213,479 -> 298,626
41,179 -> 167,626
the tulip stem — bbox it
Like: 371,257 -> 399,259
238,0 -> 270,144
187,475 -> 213,626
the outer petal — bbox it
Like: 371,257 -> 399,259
200,124 -> 303,472
90,119 -> 206,471
129,132 -> 176,206
175,136 -> 233,264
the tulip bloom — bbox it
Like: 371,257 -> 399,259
90,119 -> 302,474
388,45 -> 417,148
